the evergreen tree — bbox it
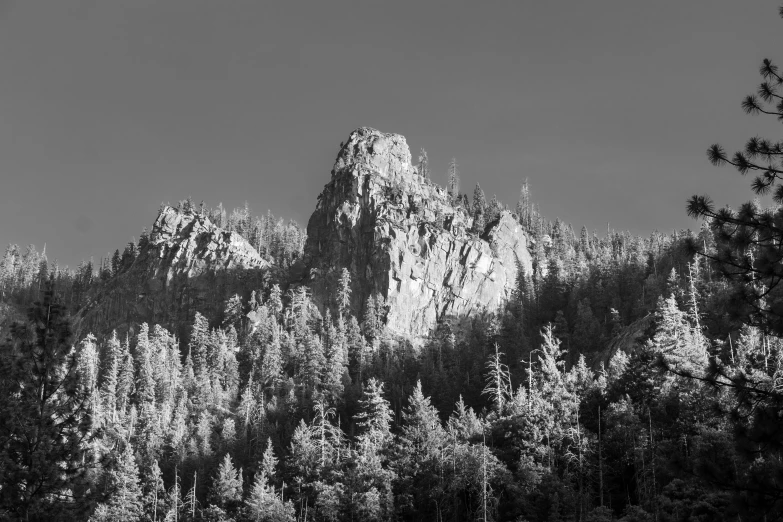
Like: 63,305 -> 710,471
399,379 -> 445,457
417,148 -> 430,179
268,284 -> 283,321
298,334 -> 325,390
447,158 -> 460,203
261,330 -> 283,391
224,293 -> 244,330
355,378 -> 393,452
687,12 -> 783,336
210,453 -> 243,511
260,438 -> 279,481
0,287 -> 93,520
394,381 -> 447,519
135,323 -> 156,405
142,459 -> 167,522
482,343 -> 512,413
77,333 -> 100,395
349,378 -> 396,521
473,183 -> 487,218
101,331 -> 121,423
337,267 -> 351,319
243,472 -> 295,522
90,444 -> 143,522
117,336 -> 135,415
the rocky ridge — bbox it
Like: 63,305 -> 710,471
75,206 -> 268,337
304,127 -> 533,343
147,205 -> 268,289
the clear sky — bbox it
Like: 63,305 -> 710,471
1,0 -> 781,269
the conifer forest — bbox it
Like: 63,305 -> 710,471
5,5 -> 783,522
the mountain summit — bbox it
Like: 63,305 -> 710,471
148,205 -> 268,288
304,127 -> 533,342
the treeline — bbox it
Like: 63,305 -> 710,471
0,180 -> 779,521
202,199 -> 306,270
3,239 -> 782,521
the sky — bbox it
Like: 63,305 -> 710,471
1,1 -> 781,269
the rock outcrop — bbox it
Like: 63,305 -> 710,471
304,127 -> 533,343
76,206 -> 268,338
147,206 -> 268,289
593,314 -> 655,370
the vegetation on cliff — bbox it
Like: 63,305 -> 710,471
4,9 -> 783,520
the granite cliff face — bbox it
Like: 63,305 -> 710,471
304,127 -> 533,342
147,206 -> 268,289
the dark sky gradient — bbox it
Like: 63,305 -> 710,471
1,1 -> 781,269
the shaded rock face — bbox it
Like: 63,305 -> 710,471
305,127 -> 533,343
148,206 -> 268,290
593,314 -> 655,370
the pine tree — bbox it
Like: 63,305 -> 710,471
482,343 -> 512,413
686,12 -> 783,335
337,267 -> 351,319
447,158 -> 460,203
190,312 -> 211,376
487,194 -> 501,223
400,380 -> 445,456
447,395 -> 483,442
287,419 -> 320,494
323,322 -> 347,400
516,178 -> 531,229
224,293 -> 244,330
363,294 -> 380,341
417,148 -> 430,179
210,453 -> 243,510
261,330 -> 283,391
101,331 -> 121,423
260,438 -> 278,481
90,444 -> 143,522
396,383 -> 447,519
243,472 -> 295,522
221,417 -> 238,449
473,183 -> 487,219
0,287 -> 93,519
77,333 -> 100,395
135,323 -> 156,405
238,378 -> 259,432
356,378 -> 393,453
298,334 -> 325,391
311,399 -> 342,469
269,284 -> 283,321
350,379 -> 396,522
142,459 -> 167,522
111,248 -> 122,275
117,336 -> 136,415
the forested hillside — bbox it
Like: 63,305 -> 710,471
3,18 -> 783,522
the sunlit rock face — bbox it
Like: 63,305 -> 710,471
75,205 -> 269,339
304,127 -> 533,343
148,206 -> 268,289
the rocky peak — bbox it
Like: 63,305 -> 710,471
305,127 -> 533,343
332,127 -> 415,180
148,205 -> 268,287
76,205 -> 269,339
